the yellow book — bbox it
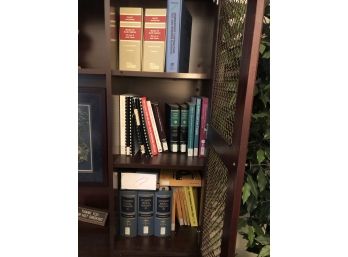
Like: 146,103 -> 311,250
188,186 -> 198,226
179,188 -> 189,225
184,187 -> 197,227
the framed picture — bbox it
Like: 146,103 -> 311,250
78,87 -> 107,184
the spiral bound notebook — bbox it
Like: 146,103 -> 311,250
137,97 -> 152,157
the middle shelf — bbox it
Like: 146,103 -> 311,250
113,153 -> 205,170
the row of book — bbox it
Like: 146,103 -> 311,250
119,170 -> 201,237
110,0 -> 192,73
112,95 -> 209,157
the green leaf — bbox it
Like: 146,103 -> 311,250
255,235 -> 270,245
262,51 -> 270,59
238,218 -> 248,232
253,112 -> 268,119
257,170 -> 267,192
247,226 -> 255,246
259,44 -> 266,54
247,175 -> 259,198
242,182 -> 251,204
264,129 -> 270,140
258,245 -> 270,257
257,149 -> 265,163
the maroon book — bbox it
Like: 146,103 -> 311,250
199,97 -> 209,157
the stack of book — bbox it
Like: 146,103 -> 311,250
166,96 -> 209,157
117,0 -> 192,73
113,95 -> 168,158
159,170 -> 202,230
119,171 -> 172,237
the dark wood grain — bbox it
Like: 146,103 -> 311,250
78,68 -> 106,75
113,153 -> 205,170
112,70 -> 210,80
79,222 -> 109,257
113,227 -> 200,257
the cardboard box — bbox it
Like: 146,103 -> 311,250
159,170 -> 202,187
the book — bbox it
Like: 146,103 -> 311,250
119,7 -> 143,71
138,191 -> 155,236
152,102 -> 168,152
125,96 -> 131,155
165,103 -> 180,152
142,9 -> 167,72
159,170 -> 202,187
186,101 -> 196,156
141,97 -> 158,156
133,97 -> 146,155
188,186 -> 198,226
121,172 -> 158,190
154,190 -> 172,236
110,6 -> 117,69
112,95 -> 120,155
174,188 -> 184,226
166,0 -> 192,72
147,100 -> 163,153
119,95 -> 127,155
179,187 -> 189,225
179,103 -> 188,152
183,186 -> 195,226
120,190 -> 137,237
199,97 -> 209,157
138,97 -> 153,157
171,188 -> 176,231
192,97 -> 201,156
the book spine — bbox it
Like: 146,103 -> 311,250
141,97 -> 158,156
138,98 -> 152,157
179,103 -> 188,152
165,0 -> 182,72
142,9 -> 167,72
110,6 -> 117,70
147,101 -> 163,153
178,4 -> 192,73
166,104 -> 180,152
193,97 -> 201,156
125,96 -> 131,155
152,102 -> 168,152
130,97 -> 139,156
174,188 -> 184,226
112,95 -> 120,155
154,190 -> 172,237
199,97 -> 209,157
179,187 -> 189,225
120,190 -> 137,237
171,188 -> 176,231
133,97 -> 146,155
119,8 -> 143,71
188,187 -> 198,227
137,191 -> 155,236
187,102 -> 196,156
183,186 -> 195,226
120,95 -> 126,155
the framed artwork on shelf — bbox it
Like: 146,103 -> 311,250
78,87 -> 107,184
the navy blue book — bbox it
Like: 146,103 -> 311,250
165,0 -> 192,72
120,190 -> 137,237
137,191 -> 155,236
154,190 -> 172,237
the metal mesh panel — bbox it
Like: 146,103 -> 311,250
201,147 -> 229,257
211,0 -> 248,144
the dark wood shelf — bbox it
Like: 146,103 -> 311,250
113,227 -> 200,257
112,70 -> 210,80
79,222 -> 109,257
113,153 -> 205,170
78,68 -> 106,75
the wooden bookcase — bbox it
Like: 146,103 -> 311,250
78,0 -> 265,256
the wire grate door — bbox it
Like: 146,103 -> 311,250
201,147 -> 228,257
210,0 -> 248,145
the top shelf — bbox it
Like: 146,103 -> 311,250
112,70 -> 211,80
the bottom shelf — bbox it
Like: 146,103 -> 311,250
114,226 -> 200,257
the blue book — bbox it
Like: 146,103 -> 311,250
165,0 -> 192,72
120,190 -> 137,237
192,97 -> 201,156
186,101 -> 196,156
137,191 -> 155,236
154,190 -> 172,237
